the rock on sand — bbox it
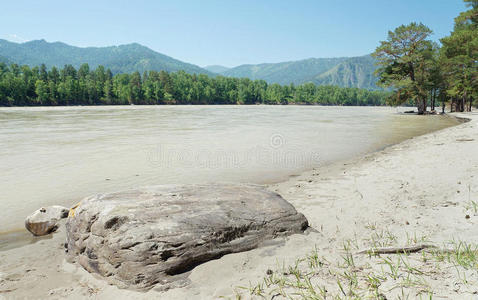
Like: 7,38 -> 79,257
25,205 -> 69,236
65,184 -> 308,290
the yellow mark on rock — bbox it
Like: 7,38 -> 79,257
69,202 -> 81,217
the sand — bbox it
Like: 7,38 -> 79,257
1,112 -> 477,299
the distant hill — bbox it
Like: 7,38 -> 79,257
204,65 -> 230,73
0,55 -> 10,64
221,55 -> 379,90
0,39 -> 213,75
0,39 -> 379,89
222,57 -> 347,85
312,55 -> 378,89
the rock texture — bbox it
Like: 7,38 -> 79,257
25,205 -> 69,236
65,184 -> 308,290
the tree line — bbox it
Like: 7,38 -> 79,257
0,62 -> 390,107
373,0 -> 477,114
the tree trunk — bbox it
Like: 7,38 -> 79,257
464,91 -> 470,112
431,89 -> 436,111
417,98 -> 425,115
441,95 -> 445,114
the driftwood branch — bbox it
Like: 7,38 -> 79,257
356,244 -> 438,255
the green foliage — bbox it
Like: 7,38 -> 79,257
373,22 -> 435,114
0,63 -> 391,107
0,39 -> 214,76
373,1 -> 477,113
440,0 -> 478,110
0,40 -> 382,90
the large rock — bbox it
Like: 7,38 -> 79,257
25,205 -> 69,236
66,184 -> 308,290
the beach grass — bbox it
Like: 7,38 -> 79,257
232,234 -> 478,299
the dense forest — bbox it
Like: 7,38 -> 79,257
0,63 -> 390,106
373,0 -> 477,114
0,1 -> 474,108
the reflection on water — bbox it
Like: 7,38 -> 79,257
0,105 -> 460,234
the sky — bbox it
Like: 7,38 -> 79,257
0,0 -> 467,68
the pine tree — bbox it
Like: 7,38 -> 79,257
373,23 -> 434,114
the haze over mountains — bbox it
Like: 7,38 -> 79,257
0,39 -> 379,89
204,65 -> 231,74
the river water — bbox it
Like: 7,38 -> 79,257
0,105 -> 460,234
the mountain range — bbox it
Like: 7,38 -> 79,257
218,55 -> 378,89
0,39 -> 213,75
0,54 -> 11,65
0,39 -> 379,89
204,65 -> 231,74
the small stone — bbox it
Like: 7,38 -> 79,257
25,205 -> 69,236
378,293 -> 388,300
405,221 -> 410,225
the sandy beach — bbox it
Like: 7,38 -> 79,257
1,112 -> 477,299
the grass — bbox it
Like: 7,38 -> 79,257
466,199 -> 478,215
464,184 -> 478,215
230,235 -> 478,299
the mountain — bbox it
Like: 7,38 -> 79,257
312,55 -> 378,89
222,57 -> 347,84
204,65 -> 230,73
221,55 -> 379,90
0,39 -> 213,75
0,55 -> 10,64
0,39 -> 379,89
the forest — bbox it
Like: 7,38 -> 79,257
373,0 -> 477,114
0,63 -> 390,106
0,1 -> 475,108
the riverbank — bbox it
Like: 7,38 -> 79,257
1,112 -> 477,299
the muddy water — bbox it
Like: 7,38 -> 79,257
0,105 -> 460,234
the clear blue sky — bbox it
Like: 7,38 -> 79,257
0,0 -> 467,67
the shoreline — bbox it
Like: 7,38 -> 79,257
0,112 -> 461,244
0,106 -> 459,235
1,112 -> 477,299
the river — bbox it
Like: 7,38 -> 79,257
0,105 -> 460,234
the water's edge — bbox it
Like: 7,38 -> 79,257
278,113 -> 468,184
0,112 -> 466,251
